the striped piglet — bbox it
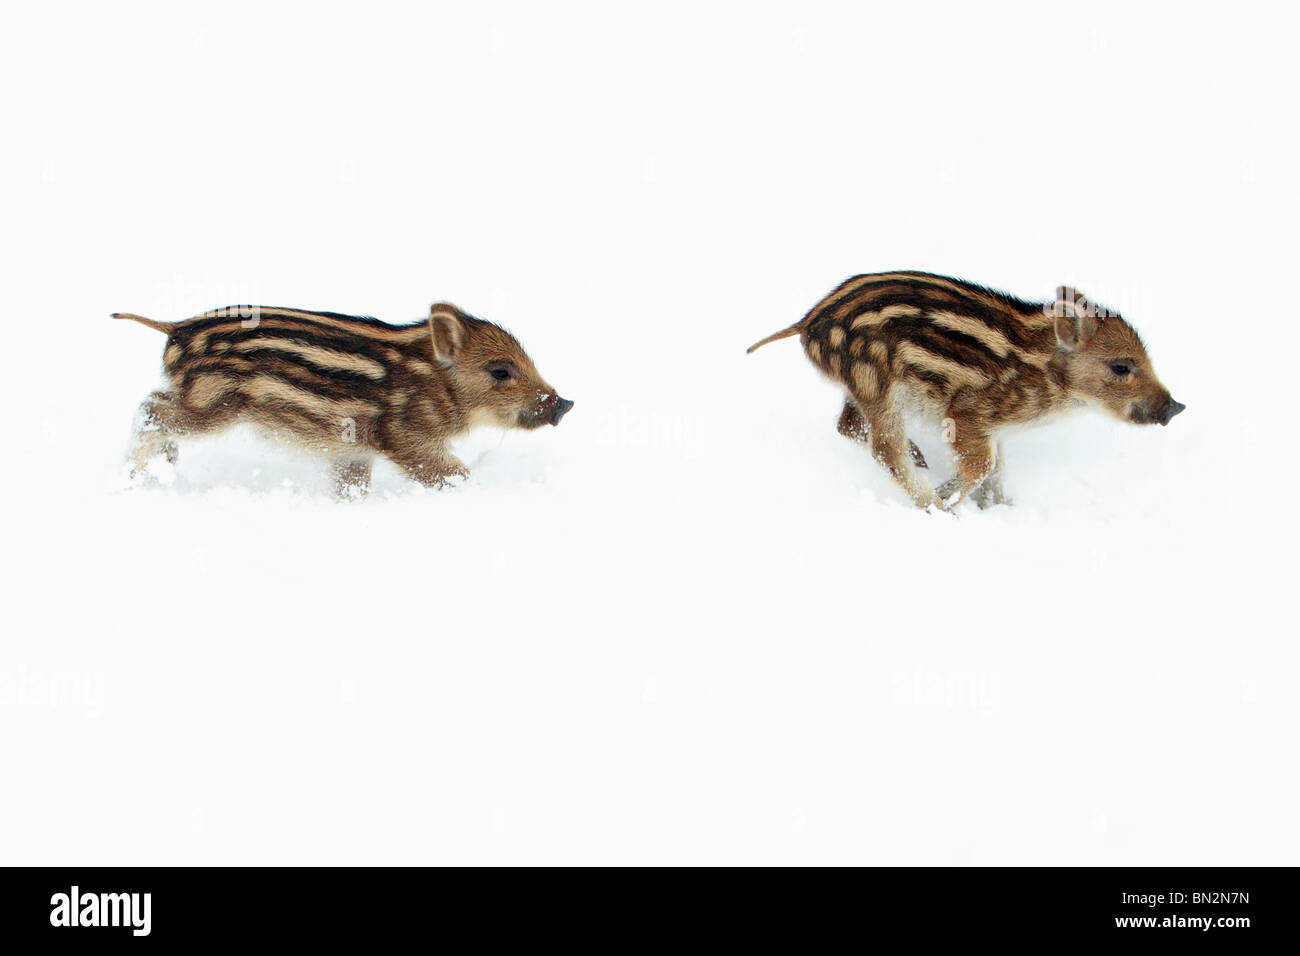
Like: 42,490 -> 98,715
116,303 -> 572,497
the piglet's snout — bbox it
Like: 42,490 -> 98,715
551,397 -> 574,426
1159,398 -> 1186,426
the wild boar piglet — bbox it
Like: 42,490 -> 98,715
116,302 -> 573,497
747,271 -> 1183,510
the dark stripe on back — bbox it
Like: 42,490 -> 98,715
820,273 -> 1044,314
905,365 -> 949,390
814,285 -> 1051,355
189,306 -> 424,334
880,315 -> 1008,375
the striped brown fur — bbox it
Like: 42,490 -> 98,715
748,272 -> 1184,510
118,303 -> 573,497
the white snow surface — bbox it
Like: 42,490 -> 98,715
2,2 -> 1296,864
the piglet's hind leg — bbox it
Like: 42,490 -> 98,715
837,399 -> 928,468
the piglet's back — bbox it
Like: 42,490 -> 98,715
151,305 -> 458,441
797,271 -> 1068,425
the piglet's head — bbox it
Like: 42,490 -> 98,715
1051,286 -> 1184,427
429,303 -> 573,430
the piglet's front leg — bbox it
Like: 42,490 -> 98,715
390,445 -> 469,489
936,417 -> 996,510
970,452 -> 1009,508
941,464 -> 1007,509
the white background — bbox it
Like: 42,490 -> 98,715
2,1 -> 1295,864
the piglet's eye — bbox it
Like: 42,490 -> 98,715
1109,362 -> 1132,376
489,367 -> 513,381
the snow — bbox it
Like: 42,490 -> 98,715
2,2 -> 1296,864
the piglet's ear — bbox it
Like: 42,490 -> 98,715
1051,285 -> 1098,352
429,303 -> 466,365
